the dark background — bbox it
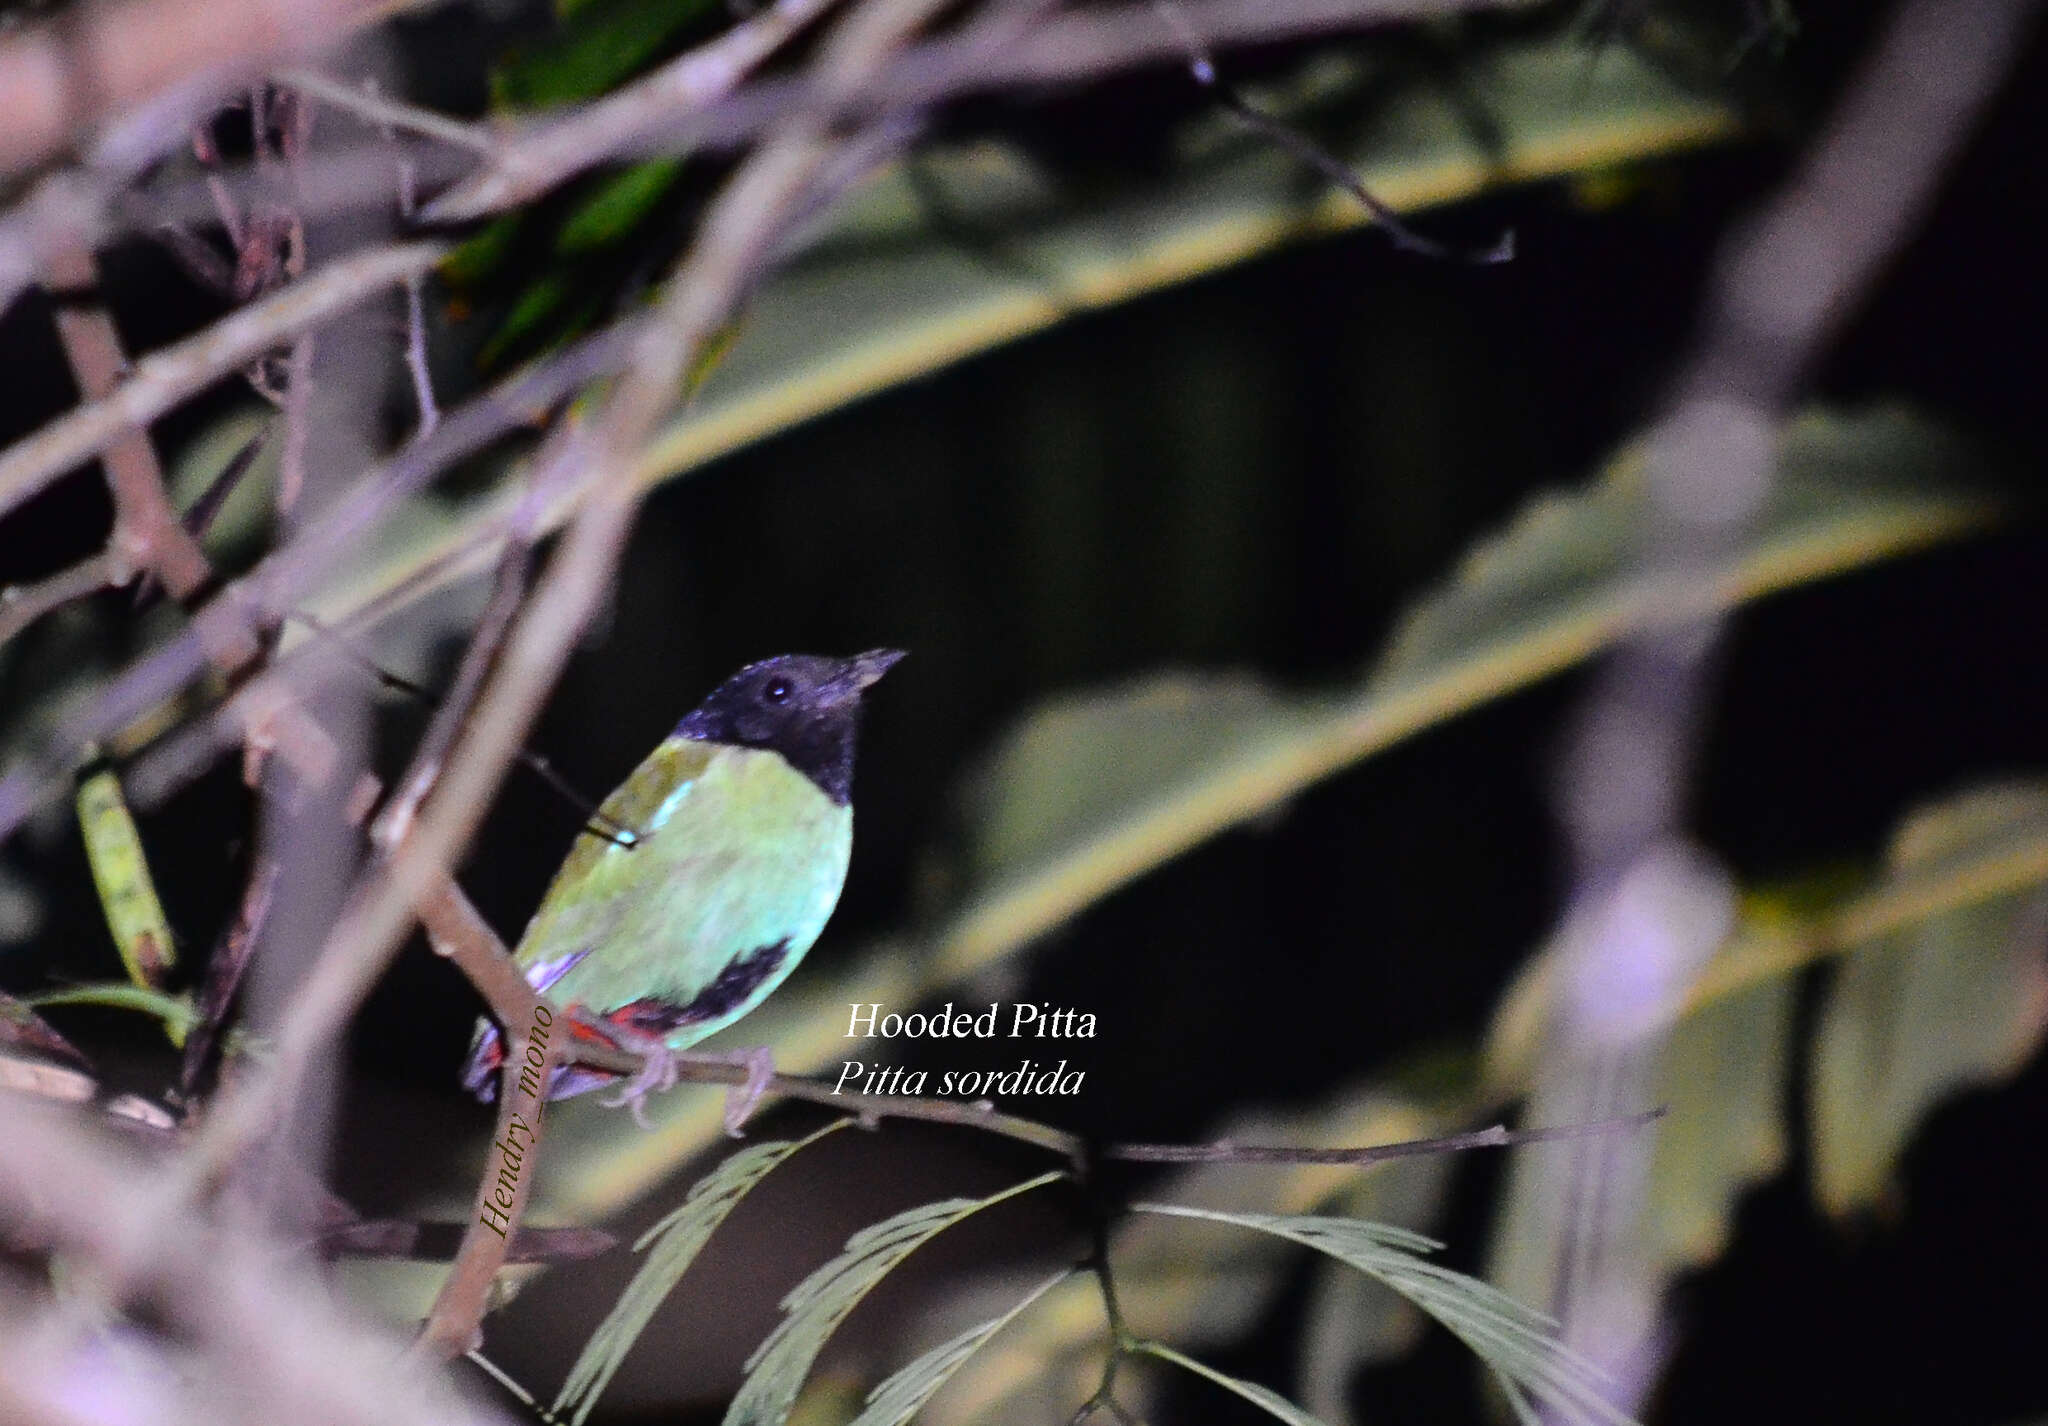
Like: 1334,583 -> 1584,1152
1,1 -> 2044,1422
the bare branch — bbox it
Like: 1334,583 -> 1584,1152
425,0 -> 1526,223
44,244 -> 217,602
1106,1109 -> 1667,1166
0,549 -> 120,647
415,976 -> 563,1358
0,240 -> 444,527
0,0 -> 411,179
275,65 -> 495,152
319,1216 -> 617,1263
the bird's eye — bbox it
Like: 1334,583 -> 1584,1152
762,677 -> 792,704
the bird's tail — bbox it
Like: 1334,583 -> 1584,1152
459,1017 -> 628,1102
458,949 -> 619,1103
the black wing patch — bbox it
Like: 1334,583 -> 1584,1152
612,938 -> 793,1035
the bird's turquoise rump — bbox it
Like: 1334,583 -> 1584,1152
461,650 -> 901,1106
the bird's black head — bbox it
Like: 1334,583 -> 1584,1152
673,649 -> 905,805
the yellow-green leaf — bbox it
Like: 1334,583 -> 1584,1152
298,33 -> 1739,635
527,407 -> 1998,1225
75,764 -> 180,1033
1810,783 -> 2048,1215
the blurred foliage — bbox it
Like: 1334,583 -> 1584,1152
446,0 -> 723,364
331,32 -> 1738,632
518,405 -> 2001,1227
1487,778 -> 2048,1388
4,2 -> 2045,1424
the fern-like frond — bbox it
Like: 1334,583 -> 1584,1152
845,1269 -> 1072,1426
725,1170 -> 1066,1426
1132,1340 -> 1331,1426
556,1121 -> 848,1426
1133,1204 -> 1634,1426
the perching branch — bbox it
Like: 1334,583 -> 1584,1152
425,855 -> 1657,1182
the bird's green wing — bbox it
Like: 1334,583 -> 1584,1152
517,739 -> 852,1046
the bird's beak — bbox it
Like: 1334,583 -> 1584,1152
823,648 -> 905,702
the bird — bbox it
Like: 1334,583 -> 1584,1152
460,648 -> 903,1128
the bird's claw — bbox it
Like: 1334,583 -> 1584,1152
720,1047 -> 776,1137
600,1041 -> 681,1129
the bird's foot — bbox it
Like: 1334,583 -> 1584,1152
687,1047 -> 776,1137
598,1035 -> 681,1129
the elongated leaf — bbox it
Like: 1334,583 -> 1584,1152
75,764 -> 179,1011
931,408 -> 1995,982
556,1121 -> 847,1426
28,982 -> 195,1038
726,1171 -> 1064,1426
1482,781 -> 2048,1387
915,1094 -> 1454,1426
1811,783 -> 2048,1215
1485,970 -> 1792,1397
300,34 -> 1736,634
1644,976 -> 1794,1267
846,1270 -> 1070,1426
1133,1340 -> 1331,1426
1137,1204 -> 1633,1426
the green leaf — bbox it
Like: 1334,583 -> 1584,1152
1644,976 -> 1794,1268
441,213 -> 525,288
726,1171 -> 1064,1426
925,407 -> 1996,984
1132,1339 -> 1331,1426
28,981 -> 195,1037
302,32 -> 1738,637
1810,782 -> 2048,1215
845,1270 -> 1070,1426
556,1121 -> 846,1426
477,272 -> 578,371
1485,971 -> 1794,1388
1481,781 -> 2048,1378
518,406 -> 1999,1227
491,0 -> 718,112
75,764 -> 179,1015
875,1094 -> 1455,1426
558,159 -> 687,254
1136,1204 -> 1634,1426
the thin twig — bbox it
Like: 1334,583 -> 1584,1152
429,0 -> 849,220
1106,1108 -> 1667,1164
369,546 -> 533,854
1150,0 -> 1512,262
177,851 -> 282,1103
319,1217 -> 616,1263
414,985 -> 562,1357
0,318 -> 648,841
422,856 -> 1660,1181
423,0 -> 1524,223
274,67 -> 496,152
0,241 -> 445,526
0,0 -> 406,179
0,550 -> 121,646
43,245 -> 217,602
